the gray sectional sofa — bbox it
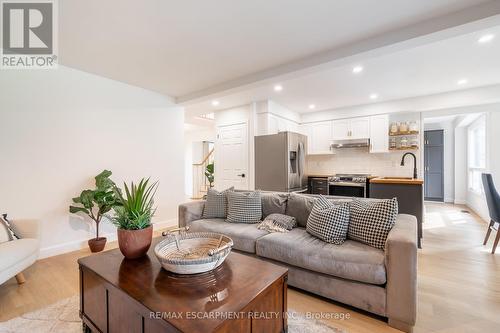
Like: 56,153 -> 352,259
178,193 -> 417,333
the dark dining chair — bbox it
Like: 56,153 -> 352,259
482,173 -> 500,254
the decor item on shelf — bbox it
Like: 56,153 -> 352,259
155,227 -> 233,274
205,162 -> 214,188
112,177 -> 158,259
409,121 -> 418,132
390,137 -> 397,149
399,122 -> 409,133
390,122 -> 398,134
410,138 -> 419,147
69,170 -> 119,252
400,136 -> 409,148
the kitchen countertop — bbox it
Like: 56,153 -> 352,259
307,175 -> 332,178
370,177 -> 424,185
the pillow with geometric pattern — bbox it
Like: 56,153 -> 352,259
306,196 -> 350,245
226,191 -> 262,224
0,213 -> 19,243
202,187 -> 234,219
347,198 -> 398,250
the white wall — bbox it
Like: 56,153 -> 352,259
256,100 -> 300,136
0,66 -> 185,257
424,120 -> 455,202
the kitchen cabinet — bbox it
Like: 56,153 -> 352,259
259,114 -> 299,135
332,117 -> 370,140
304,121 -> 334,155
369,114 -> 389,153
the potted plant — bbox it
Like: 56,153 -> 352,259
112,178 -> 158,259
205,162 -> 214,188
69,170 -> 118,252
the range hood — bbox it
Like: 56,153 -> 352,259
331,139 -> 370,149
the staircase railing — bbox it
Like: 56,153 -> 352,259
192,148 -> 214,199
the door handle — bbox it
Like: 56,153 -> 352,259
237,174 -> 246,178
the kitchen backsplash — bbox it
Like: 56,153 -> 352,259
307,149 -> 421,178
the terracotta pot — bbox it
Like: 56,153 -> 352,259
88,237 -> 107,253
117,226 -> 153,259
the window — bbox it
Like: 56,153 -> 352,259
467,115 -> 487,194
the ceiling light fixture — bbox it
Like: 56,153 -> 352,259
211,100 -> 220,106
457,79 -> 468,85
308,104 -> 316,110
478,34 -> 495,43
352,66 -> 363,74
274,85 -> 283,92
369,93 -> 378,100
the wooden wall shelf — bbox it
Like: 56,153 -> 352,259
389,147 -> 419,151
389,131 -> 419,136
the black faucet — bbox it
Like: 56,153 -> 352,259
400,152 -> 418,179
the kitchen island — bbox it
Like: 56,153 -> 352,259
370,177 -> 424,248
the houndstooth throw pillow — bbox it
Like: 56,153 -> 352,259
226,191 -> 262,224
202,187 -> 234,219
348,198 -> 398,249
258,213 -> 296,233
306,196 -> 350,244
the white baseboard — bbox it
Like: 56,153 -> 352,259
454,199 -> 466,205
39,218 -> 178,259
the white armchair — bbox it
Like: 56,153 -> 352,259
0,219 -> 40,285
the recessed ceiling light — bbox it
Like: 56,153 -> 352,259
457,79 -> 468,85
274,85 -> 283,92
369,93 -> 378,100
308,104 -> 316,110
352,66 -> 363,74
478,34 -> 495,43
211,100 -> 220,106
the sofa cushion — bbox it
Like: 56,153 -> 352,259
202,187 -> 233,219
261,193 -> 288,218
188,219 -> 269,253
0,238 -> 40,271
306,197 -> 350,244
348,198 -> 398,250
285,193 -> 316,227
256,228 -> 386,285
226,191 -> 262,224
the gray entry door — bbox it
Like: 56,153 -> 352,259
424,130 -> 444,201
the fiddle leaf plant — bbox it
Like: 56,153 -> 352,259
205,162 -> 214,188
69,170 -> 119,239
112,178 -> 158,230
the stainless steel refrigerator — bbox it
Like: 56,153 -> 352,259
255,131 -> 308,193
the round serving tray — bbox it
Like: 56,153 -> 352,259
154,227 -> 233,275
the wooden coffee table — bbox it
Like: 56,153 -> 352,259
78,238 -> 288,333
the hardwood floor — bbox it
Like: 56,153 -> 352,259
1,203 -> 499,332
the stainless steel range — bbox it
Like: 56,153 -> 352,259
328,174 -> 371,198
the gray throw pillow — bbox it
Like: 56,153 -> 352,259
306,196 -> 350,245
261,193 -> 289,218
202,187 -> 234,219
0,214 -> 18,243
226,191 -> 262,223
348,198 -> 398,250
258,213 -> 296,233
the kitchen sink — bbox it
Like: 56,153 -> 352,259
381,177 -> 413,180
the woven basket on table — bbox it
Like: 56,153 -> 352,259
154,228 -> 233,275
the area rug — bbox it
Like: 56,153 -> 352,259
0,296 -> 347,333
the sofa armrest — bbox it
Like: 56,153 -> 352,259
178,201 -> 205,228
385,214 -> 417,331
10,219 -> 40,240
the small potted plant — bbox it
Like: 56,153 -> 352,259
69,170 -> 118,252
112,178 -> 158,259
205,162 -> 214,188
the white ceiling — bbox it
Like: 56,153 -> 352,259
184,24 -> 500,115
60,0 -> 492,99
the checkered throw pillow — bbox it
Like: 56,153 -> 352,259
306,196 -> 350,244
348,198 -> 398,249
202,187 -> 234,219
0,214 -> 19,243
226,191 -> 262,224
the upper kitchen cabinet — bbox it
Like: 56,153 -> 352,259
369,114 -> 389,153
332,117 -> 370,140
301,121 -> 334,155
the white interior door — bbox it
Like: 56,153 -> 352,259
216,123 -> 249,190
